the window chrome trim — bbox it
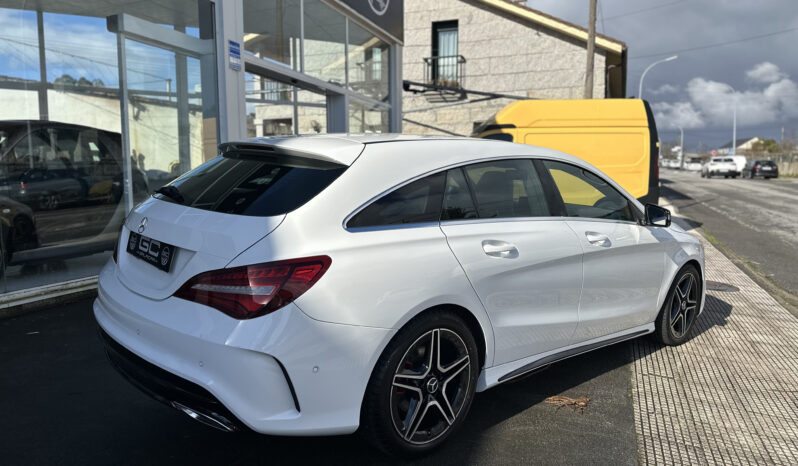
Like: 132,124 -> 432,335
342,154 -> 644,232
346,222 -> 442,233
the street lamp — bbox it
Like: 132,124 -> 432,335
638,55 -> 677,100
720,83 -> 738,155
677,125 -> 685,169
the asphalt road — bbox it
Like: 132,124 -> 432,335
660,169 -> 798,312
0,299 -> 638,465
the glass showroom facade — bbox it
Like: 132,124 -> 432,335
0,0 -> 402,297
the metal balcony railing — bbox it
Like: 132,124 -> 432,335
423,55 -> 466,89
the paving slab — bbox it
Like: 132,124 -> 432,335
631,204 -> 798,465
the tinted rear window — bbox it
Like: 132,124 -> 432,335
347,172 -> 445,228
154,155 -> 346,217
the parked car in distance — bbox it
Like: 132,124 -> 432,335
0,195 -> 39,276
701,157 -> 738,178
684,157 -> 703,172
0,120 -> 149,266
742,159 -> 779,179
96,135 -> 706,457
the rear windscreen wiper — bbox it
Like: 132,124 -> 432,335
154,185 -> 185,204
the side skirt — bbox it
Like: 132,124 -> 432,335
477,323 -> 653,391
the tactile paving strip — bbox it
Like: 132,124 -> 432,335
631,232 -> 798,465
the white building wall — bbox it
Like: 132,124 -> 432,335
403,0 -> 608,136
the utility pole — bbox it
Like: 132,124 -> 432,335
584,0 -> 597,99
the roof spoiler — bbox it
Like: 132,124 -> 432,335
219,142 -> 346,170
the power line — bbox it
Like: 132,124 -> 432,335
630,26 -> 798,60
603,0 -> 688,21
598,0 -> 606,33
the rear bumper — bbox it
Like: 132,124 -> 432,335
94,261 -> 394,435
100,327 -> 245,432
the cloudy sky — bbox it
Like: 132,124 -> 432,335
529,0 -> 798,151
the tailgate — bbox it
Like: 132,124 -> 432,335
117,198 -> 284,300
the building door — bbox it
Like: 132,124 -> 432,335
109,13 -> 218,213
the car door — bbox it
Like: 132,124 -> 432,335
440,159 -> 583,365
539,160 -> 665,343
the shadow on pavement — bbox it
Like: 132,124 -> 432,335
0,293 -> 733,466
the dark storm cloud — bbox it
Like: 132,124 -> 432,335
528,0 -> 798,149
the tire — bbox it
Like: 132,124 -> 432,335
654,265 -> 701,346
361,310 -> 479,457
749,172 -> 755,179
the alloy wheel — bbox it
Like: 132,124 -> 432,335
390,328 -> 471,445
669,273 -> 698,338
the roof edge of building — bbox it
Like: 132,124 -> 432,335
477,0 -> 626,55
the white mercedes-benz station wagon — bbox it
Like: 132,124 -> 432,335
95,135 -> 705,456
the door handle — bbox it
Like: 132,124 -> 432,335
585,231 -> 610,246
482,240 -> 518,258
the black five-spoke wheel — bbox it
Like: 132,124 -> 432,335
669,273 -> 698,339
655,265 -> 701,345
362,311 -> 478,456
391,328 -> 471,444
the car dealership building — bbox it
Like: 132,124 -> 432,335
0,0 -> 403,300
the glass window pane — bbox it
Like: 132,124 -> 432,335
156,155 -> 346,217
442,168 -> 477,221
243,0 -> 301,68
0,4 -> 217,294
349,101 -> 388,133
303,0 -> 346,86
0,8 -> 39,81
543,160 -> 635,221
348,20 -> 390,101
246,73 -> 327,137
464,160 -> 548,219
347,173 -> 446,228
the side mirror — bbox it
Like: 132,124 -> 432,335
645,204 -> 671,227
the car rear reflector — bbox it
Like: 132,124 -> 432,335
174,256 -> 331,319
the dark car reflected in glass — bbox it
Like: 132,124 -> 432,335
0,121 -> 151,276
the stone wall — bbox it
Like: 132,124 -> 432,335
403,0 -> 609,136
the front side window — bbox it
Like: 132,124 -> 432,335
463,159 -> 549,219
543,160 -> 635,222
347,172 -> 445,228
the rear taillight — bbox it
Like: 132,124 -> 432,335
174,256 -> 331,319
754,165 -> 760,169
18,181 -> 27,192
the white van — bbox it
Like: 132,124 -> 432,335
729,155 -> 747,174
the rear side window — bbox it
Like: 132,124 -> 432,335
156,154 -> 346,217
441,168 -> 477,221
347,172 -> 445,228
463,159 -> 549,218
543,160 -> 635,222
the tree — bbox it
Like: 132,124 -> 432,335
751,138 -> 779,154
53,74 -> 76,86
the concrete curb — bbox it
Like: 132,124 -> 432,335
0,276 -> 98,319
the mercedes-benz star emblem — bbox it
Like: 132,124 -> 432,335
138,217 -> 148,234
368,0 -> 389,16
426,377 -> 439,394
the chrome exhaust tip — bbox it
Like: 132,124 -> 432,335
171,401 -> 239,432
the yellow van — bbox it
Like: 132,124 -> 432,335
472,99 -> 660,204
